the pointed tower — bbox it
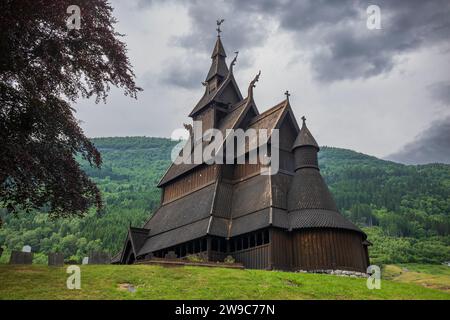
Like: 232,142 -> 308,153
205,36 -> 228,92
287,117 -> 369,271
189,21 -> 243,133
288,117 -> 340,213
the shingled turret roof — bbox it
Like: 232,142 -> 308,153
288,119 -> 365,236
205,36 -> 227,81
292,116 -> 319,150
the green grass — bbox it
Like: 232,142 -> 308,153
382,264 -> 450,293
0,264 -> 449,300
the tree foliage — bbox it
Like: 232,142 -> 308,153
0,0 -> 141,220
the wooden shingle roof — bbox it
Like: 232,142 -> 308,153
292,118 -> 319,150
158,98 -> 250,187
144,183 -> 216,235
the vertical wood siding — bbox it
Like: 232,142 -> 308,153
232,244 -> 270,269
271,228 -> 368,272
162,165 -> 218,203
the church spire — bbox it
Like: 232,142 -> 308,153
189,21 -> 243,118
205,19 -> 228,83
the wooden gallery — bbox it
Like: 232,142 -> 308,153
114,27 -> 371,272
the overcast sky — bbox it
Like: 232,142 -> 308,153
74,0 -> 450,161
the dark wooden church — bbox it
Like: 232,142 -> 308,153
115,26 -> 370,272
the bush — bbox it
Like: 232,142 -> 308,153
224,255 -> 235,264
32,252 -> 48,265
186,254 -> 206,263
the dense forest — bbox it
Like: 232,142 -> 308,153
1,137 -> 449,265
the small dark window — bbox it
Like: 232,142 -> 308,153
188,242 -> 193,254
257,232 -> 263,246
250,234 -> 255,247
237,237 -> 242,251
263,230 -> 269,244
181,245 -> 186,257
219,238 -> 226,253
243,236 -> 249,250
230,239 -> 235,252
202,238 -> 207,252
212,238 -> 218,251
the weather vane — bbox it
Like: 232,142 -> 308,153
301,116 -> 306,124
216,19 -> 225,36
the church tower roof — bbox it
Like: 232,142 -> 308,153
205,36 -> 228,82
292,116 -> 319,150
189,20 -> 243,118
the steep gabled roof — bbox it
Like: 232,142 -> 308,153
138,218 -> 210,255
119,226 -> 149,263
238,99 -> 299,156
144,183 -> 216,235
158,98 -> 253,187
190,49 -> 243,117
247,99 -> 288,130
190,72 -> 243,117
137,183 -> 217,256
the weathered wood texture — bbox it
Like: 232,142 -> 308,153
9,251 -> 33,265
48,252 -> 64,267
89,251 -> 111,264
271,228 -> 368,272
232,244 -> 270,270
163,165 -> 218,203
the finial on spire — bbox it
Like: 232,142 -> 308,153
248,70 -> 261,100
229,51 -> 239,75
216,19 -> 225,37
301,116 -> 306,125
285,90 -> 290,101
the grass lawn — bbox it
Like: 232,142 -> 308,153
382,264 -> 450,293
0,264 -> 449,300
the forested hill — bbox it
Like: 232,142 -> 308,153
0,137 -> 449,265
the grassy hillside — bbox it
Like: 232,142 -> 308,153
0,264 -> 448,300
0,137 -> 449,264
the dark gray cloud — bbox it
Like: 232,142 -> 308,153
428,81 -> 450,107
160,59 -> 205,90
276,0 -> 450,82
140,0 -> 450,84
386,116 -> 450,164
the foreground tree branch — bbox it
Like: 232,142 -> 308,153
0,0 -> 141,220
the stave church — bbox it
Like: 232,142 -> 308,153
114,23 -> 371,272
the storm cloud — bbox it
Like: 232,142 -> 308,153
139,0 -> 450,85
428,81 -> 450,107
386,116 -> 450,165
